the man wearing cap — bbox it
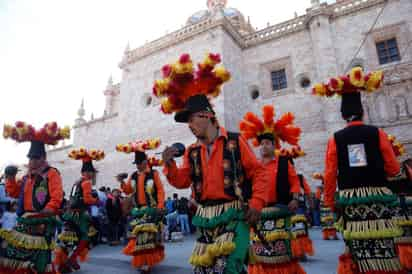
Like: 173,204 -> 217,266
0,122 -> 68,274
54,148 -> 103,273
239,105 -> 306,274
117,140 -> 165,274
155,53 -> 266,273
313,68 -> 405,273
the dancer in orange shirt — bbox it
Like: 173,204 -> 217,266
54,148 -> 103,273
117,138 -> 165,274
240,105 -> 306,274
158,53 -> 267,274
313,67 -> 406,274
0,121 -> 69,274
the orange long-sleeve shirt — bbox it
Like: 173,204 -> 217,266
324,121 -> 400,208
121,174 -> 137,195
6,168 -> 63,213
164,128 -> 268,211
136,170 -> 165,209
81,179 -> 98,205
264,157 -> 301,204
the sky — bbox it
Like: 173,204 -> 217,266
0,0 -> 335,169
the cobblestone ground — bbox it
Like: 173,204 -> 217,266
79,228 -> 345,274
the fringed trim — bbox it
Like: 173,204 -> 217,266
393,218 -> 412,227
132,223 -> 158,235
320,207 -> 334,213
0,228 -> 55,250
0,257 -> 54,274
357,258 -> 404,273
195,200 -> 241,218
292,230 -> 307,238
394,236 -> 412,244
131,246 -> 165,268
321,216 -> 335,223
58,231 -> 79,243
131,207 -> 158,218
291,215 -> 307,225
337,187 -> 397,206
123,238 -> 137,255
296,235 -> 314,256
190,233 -> 236,267
251,230 -> 290,242
135,243 -> 158,252
335,216 -> 344,231
251,255 -> 292,265
338,253 -> 359,274
192,208 -> 243,229
249,260 -> 306,274
53,247 -> 69,268
343,220 -> 403,240
88,226 -> 97,237
397,243 -> 412,270
79,247 -> 89,262
291,238 -> 304,258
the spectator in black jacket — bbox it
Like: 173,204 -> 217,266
106,189 -> 122,245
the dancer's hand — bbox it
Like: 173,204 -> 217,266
288,199 -> 299,212
245,207 -> 261,225
162,146 -> 179,164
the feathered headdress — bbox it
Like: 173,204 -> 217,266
312,67 -> 384,97
152,53 -> 231,114
68,148 -> 105,161
275,145 -> 305,159
3,121 -> 70,145
68,147 -> 105,173
116,138 -> 162,166
387,135 -> 406,157
239,105 -> 301,147
115,138 -> 161,154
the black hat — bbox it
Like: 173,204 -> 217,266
257,133 -> 275,144
341,92 -> 363,119
133,151 -> 147,164
27,140 -> 46,159
4,165 -> 19,177
174,94 -> 215,123
81,160 -> 97,173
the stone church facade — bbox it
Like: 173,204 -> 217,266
48,0 -> 412,196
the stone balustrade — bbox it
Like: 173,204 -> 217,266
331,0 -> 386,17
243,16 -> 306,47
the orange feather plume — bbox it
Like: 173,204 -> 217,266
262,105 -> 274,126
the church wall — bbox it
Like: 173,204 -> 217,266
241,29 -> 328,186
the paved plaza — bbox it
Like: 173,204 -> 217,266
80,229 -> 345,274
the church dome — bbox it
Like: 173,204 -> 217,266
186,0 -> 253,34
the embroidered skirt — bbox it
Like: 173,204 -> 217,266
0,213 -> 59,274
290,214 -> 314,258
122,207 -> 165,268
53,210 -> 91,269
336,186 -> 406,274
189,200 -> 249,274
248,206 -> 306,274
320,205 -> 338,240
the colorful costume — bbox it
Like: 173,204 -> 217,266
290,174 -> 315,259
117,139 -> 166,273
313,173 -> 339,240
386,138 -> 412,271
314,67 -> 407,273
156,53 -> 267,274
54,147 -> 104,273
239,105 -> 306,274
0,121 -> 69,274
